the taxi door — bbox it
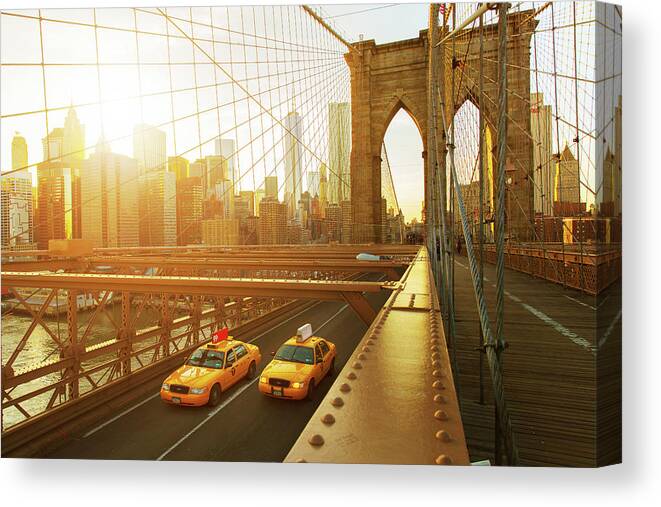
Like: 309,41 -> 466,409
224,348 -> 240,388
234,344 -> 250,379
314,343 -> 326,382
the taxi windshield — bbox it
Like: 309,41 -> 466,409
186,349 -> 225,369
274,344 -> 314,365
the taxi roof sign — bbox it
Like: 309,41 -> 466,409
296,323 -> 313,342
211,327 -> 229,344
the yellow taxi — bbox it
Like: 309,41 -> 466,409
259,323 -> 336,400
160,328 -> 261,407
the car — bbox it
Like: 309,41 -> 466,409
160,328 -> 261,407
258,323 -> 336,400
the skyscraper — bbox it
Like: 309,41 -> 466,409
307,170 -> 320,196
319,163 -> 328,218
531,93 -> 554,216
215,138 -> 237,187
176,176 -> 203,245
138,170 -> 177,246
553,144 -> 583,216
2,133 -> 34,250
328,102 -> 351,204
80,141 -> 139,247
168,156 -> 190,181
264,175 -> 278,199
62,105 -> 85,167
284,109 -> 303,220
258,198 -> 287,245
133,124 -> 166,177
11,132 -> 28,171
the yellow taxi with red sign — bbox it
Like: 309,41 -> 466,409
160,328 -> 261,407
259,323 -> 336,400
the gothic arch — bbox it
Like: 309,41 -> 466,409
346,11 -> 537,243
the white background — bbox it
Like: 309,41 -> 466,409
1,0 -> 659,505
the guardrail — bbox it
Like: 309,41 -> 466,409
474,244 -> 621,295
284,247 -> 469,465
1,299 -> 314,457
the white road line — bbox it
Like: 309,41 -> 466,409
564,294 -> 597,311
83,300 -> 323,439
83,392 -> 160,438
517,300 -> 595,354
598,309 -> 622,350
156,303 -> 350,461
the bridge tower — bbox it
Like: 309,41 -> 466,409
345,11 -> 537,243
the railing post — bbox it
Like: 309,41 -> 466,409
120,292 -> 133,376
160,293 -> 171,358
66,289 -> 80,400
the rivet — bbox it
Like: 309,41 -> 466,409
331,397 -> 345,407
431,352 -> 441,360
432,360 -> 441,368
308,434 -> 325,446
353,361 -> 363,369
362,346 -> 370,352
430,345 -> 440,352
347,372 -> 357,380
358,353 -> 367,360
431,332 -> 440,340
433,394 -> 446,404
433,380 -> 445,390
435,454 -> 453,465
321,413 -> 336,425
295,458 -> 307,463
436,430 -> 452,442
434,410 -> 449,421
430,338 -> 440,345
366,339 -> 375,345
339,383 -> 351,393
432,369 -> 443,378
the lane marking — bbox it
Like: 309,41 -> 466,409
83,392 -> 160,438
516,300 -> 595,354
455,259 -> 594,354
83,300 -> 323,439
156,304 -> 349,461
83,273 -> 378,440
564,294 -> 596,311
598,309 -> 622,350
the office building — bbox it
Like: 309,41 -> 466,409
284,109 -> 303,219
265,175 -> 278,199
531,93 -> 554,216
80,142 -> 139,247
168,156 -> 190,181
133,124 -> 166,177
138,170 -> 177,246
176,176 -> 203,245
202,218 -> 240,245
553,145 -> 584,217
258,198 -> 287,245
215,138 -> 236,187
328,102 -> 351,203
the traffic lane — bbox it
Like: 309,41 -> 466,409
162,289 -> 388,462
47,299 -> 349,460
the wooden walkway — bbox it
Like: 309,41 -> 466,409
450,256 -> 621,467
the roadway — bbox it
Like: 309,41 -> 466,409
46,274 -> 391,461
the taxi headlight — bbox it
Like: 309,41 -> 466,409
291,381 -> 305,389
162,383 -> 170,391
260,376 -> 268,384
190,387 -> 206,395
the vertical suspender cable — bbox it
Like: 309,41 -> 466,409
494,2 -> 509,466
477,8 -> 486,406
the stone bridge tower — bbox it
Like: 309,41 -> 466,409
345,11 -> 537,243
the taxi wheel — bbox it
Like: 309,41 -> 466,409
208,384 -> 221,407
306,379 -> 315,401
247,361 -> 256,380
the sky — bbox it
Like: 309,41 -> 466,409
318,3 -> 429,222
0,2 -> 620,224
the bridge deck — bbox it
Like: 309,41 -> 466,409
451,256 -> 621,467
